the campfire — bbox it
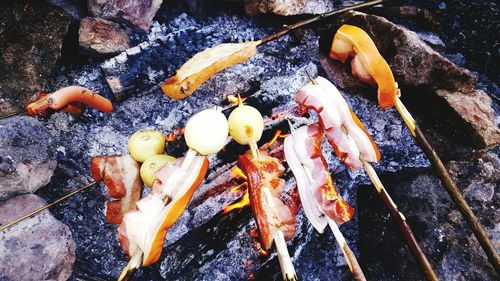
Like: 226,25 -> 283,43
0,1 -> 499,281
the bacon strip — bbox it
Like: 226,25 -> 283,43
329,24 -> 398,109
284,124 -> 354,230
90,155 -> 143,224
118,155 -> 208,266
294,76 -> 380,171
238,151 -> 296,250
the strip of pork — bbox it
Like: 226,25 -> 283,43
238,150 -> 297,250
284,124 -> 354,232
294,76 -> 380,171
90,154 -> 143,224
118,155 -> 208,266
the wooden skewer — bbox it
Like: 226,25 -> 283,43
257,0 -> 387,46
289,118 -> 366,280
395,96 -> 500,276
250,142 -> 298,281
0,181 -> 97,232
262,188 -> 298,281
304,73 -> 436,280
363,161 -> 439,281
117,150 -> 197,281
327,218 -> 367,281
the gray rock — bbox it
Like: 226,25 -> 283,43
245,0 -> 335,16
358,163 -> 498,281
319,11 -> 500,147
0,116 -> 57,200
436,89 -> 500,147
0,0 -> 71,118
88,0 -> 163,31
0,194 -> 76,281
79,17 -> 131,56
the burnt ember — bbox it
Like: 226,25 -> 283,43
0,1 -> 498,281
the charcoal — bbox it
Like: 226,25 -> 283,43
24,7 -> 498,281
101,27 -> 224,100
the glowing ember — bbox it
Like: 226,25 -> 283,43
259,249 -> 268,256
166,133 -> 176,142
227,93 -> 246,105
231,167 -> 247,180
166,128 -> 185,142
223,189 -> 249,214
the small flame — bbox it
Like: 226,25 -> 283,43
267,130 -> 289,146
259,249 -> 268,256
166,128 -> 185,142
227,94 -> 246,106
166,133 -> 176,142
223,189 -> 250,214
231,167 -> 247,180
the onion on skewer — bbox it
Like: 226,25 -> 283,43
229,102 -> 298,281
118,108 -> 229,280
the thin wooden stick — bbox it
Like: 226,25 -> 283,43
395,96 -> 500,276
258,0 -> 387,45
262,187 -> 298,281
0,182 -> 96,232
363,161 -> 439,281
117,149 -> 197,280
289,119 -> 365,280
250,141 -> 297,281
327,218 -> 367,281
117,250 -> 142,281
397,99 -> 500,277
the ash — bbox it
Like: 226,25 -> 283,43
35,5 -> 496,281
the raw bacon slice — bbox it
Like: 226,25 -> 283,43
329,24 -> 398,109
284,124 -> 354,231
118,155 -> 208,266
294,76 -> 380,171
90,154 -> 143,224
238,151 -> 297,250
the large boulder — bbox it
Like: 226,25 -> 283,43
79,17 -> 131,56
0,194 -> 76,281
0,117 -> 57,200
0,0 -> 71,118
358,151 -> 499,280
245,0 -> 334,16
319,11 -> 500,148
88,0 -> 163,32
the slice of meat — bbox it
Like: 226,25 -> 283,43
285,124 -> 354,227
90,154 -> 143,224
329,24 -> 398,109
294,76 -> 380,171
238,151 -> 297,250
118,155 -> 208,266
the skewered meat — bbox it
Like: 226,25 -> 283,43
90,155 -> 143,224
329,24 -> 398,109
26,86 -> 113,117
162,41 -> 259,100
294,76 -> 380,171
118,155 -> 208,266
238,150 -> 297,250
284,124 -> 354,232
